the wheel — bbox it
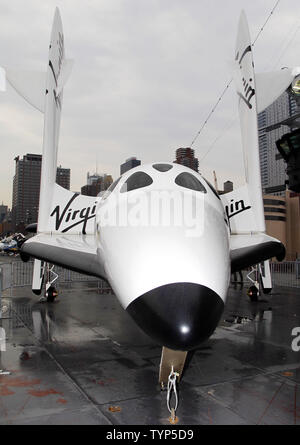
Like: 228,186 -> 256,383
46,286 -> 58,302
247,285 -> 258,302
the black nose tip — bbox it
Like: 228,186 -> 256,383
127,282 -> 224,351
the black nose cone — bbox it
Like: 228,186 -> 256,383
127,282 -> 224,351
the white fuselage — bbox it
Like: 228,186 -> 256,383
94,163 -> 231,350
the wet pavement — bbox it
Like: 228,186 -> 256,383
0,279 -> 300,425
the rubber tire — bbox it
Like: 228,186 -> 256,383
46,286 -> 57,303
247,285 -> 258,302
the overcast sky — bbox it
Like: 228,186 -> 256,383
0,0 -> 300,206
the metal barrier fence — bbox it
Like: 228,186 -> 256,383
270,261 -> 300,289
1,259 -> 299,297
0,260 -> 112,294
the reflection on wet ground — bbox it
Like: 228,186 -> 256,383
0,283 -> 299,425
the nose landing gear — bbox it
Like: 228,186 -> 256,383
159,347 -> 187,424
41,263 -> 59,303
246,260 -> 272,302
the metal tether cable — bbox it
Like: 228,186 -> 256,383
167,367 -> 179,423
189,0 -> 281,150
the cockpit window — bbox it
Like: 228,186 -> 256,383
120,171 -> 153,193
152,163 -> 173,172
101,176 -> 122,200
175,172 -> 207,193
203,178 -> 221,200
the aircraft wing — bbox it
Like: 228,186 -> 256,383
21,234 -> 106,279
230,233 -> 285,273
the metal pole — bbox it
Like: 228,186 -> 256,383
0,267 -> 2,319
296,259 -> 300,280
10,262 -> 13,297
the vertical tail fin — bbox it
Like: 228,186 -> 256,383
0,8 -> 75,233
38,8 -> 73,232
222,12 -> 300,235
1,8 -> 98,236
233,11 -> 265,232
38,9 -> 98,236
221,11 -> 265,234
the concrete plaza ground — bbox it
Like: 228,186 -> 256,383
0,276 -> 299,425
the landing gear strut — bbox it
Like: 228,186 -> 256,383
246,266 -> 259,302
159,347 -> 187,424
246,261 -> 272,302
44,263 -> 58,303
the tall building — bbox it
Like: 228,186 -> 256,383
0,204 -> 8,224
0,208 -> 12,236
56,166 -> 70,190
174,148 -> 199,172
12,154 -> 42,231
263,191 -> 300,260
102,174 -> 113,190
11,153 -> 70,231
0,204 -> 11,236
81,172 -> 113,197
120,157 -> 141,175
86,172 -> 101,186
223,181 -> 233,194
81,179 -> 102,197
258,90 -> 298,195
218,181 -> 234,195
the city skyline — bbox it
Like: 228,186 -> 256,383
11,153 -> 71,232
120,157 -> 141,175
258,90 -> 298,195
0,1 -> 300,205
